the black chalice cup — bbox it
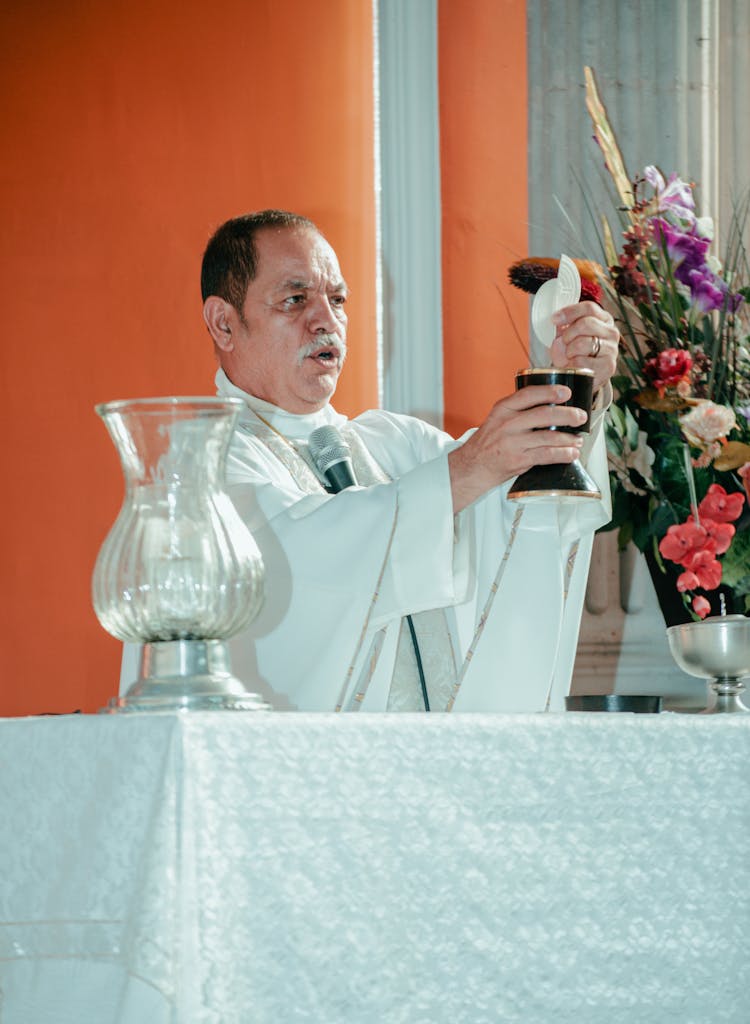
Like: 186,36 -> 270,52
507,367 -> 601,502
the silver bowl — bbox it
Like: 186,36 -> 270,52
667,615 -> 750,713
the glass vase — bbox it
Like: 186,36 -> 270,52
93,396 -> 268,711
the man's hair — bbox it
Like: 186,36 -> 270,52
200,209 -> 317,311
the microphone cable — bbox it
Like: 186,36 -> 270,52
406,613 -> 430,712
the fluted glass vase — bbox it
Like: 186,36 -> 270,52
93,396 -> 268,711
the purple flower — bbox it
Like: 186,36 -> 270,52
652,218 -> 710,280
723,283 -> 744,314
730,290 -> 743,314
687,269 -> 728,313
697,270 -> 742,313
644,166 -> 696,225
649,217 -> 743,313
680,264 -> 742,314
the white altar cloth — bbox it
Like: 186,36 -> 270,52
1,712 -> 749,1023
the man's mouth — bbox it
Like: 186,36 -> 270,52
299,339 -> 346,367
310,347 -> 338,363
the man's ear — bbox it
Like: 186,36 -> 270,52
203,296 -> 235,351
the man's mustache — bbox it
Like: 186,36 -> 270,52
297,336 -> 347,366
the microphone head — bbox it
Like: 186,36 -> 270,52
308,425 -> 352,475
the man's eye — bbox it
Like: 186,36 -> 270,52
283,294 -> 305,308
330,295 -> 347,307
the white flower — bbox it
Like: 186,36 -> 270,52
644,165 -> 666,191
680,400 -> 737,448
705,254 -> 722,275
608,429 -> 655,495
643,165 -> 696,225
695,216 -> 714,240
627,429 -> 656,484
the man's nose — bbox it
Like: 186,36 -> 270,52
307,294 -> 340,333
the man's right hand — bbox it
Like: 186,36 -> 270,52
447,384 -> 587,514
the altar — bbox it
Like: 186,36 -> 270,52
1,711 -> 748,1023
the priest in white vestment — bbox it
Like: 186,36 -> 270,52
218,368 -> 612,713
123,210 -> 619,712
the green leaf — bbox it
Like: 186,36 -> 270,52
624,404 -> 641,449
608,403 -> 626,437
720,528 -> 750,591
618,521 -> 634,548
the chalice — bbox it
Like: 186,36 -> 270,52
508,254 -> 601,502
507,366 -> 601,501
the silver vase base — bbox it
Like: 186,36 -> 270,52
702,678 -> 749,714
104,692 -> 269,713
101,638 -> 271,714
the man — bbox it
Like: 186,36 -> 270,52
201,209 -> 618,712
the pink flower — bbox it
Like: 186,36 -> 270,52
697,484 -> 745,523
676,570 -> 700,592
692,443 -> 722,470
692,595 -> 712,619
659,505 -> 731,598
659,520 -> 707,565
701,517 -> 735,556
682,547 -> 722,590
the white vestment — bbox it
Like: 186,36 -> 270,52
209,369 -> 612,713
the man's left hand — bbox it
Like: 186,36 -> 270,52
550,301 -> 619,393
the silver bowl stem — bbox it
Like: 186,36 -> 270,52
706,676 -> 748,714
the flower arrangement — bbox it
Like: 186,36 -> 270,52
584,67 -> 750,620
509,68 -> 750,622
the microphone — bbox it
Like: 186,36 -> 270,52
308,425 -> 357,493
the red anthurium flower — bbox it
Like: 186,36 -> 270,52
701,517 -> 735,556
644,348 -> 693,395
659,519 -> 707,565
683,547 -> 722,590
692,595 -> 712,619
676,570 -> 700,592
697,484 -> 745,523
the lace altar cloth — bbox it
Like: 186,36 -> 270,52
1,712 -> 749,1023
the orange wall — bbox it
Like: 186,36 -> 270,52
439,0 -> 528,437
0,0 -> 527,716
0,0 -> 376,715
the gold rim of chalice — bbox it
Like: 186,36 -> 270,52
514,367 -> 595,380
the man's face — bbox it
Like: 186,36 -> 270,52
224,227 -> 348,413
